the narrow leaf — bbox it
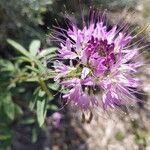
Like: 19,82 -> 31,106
37,47 -> 57,59
3,93 -> 15,120
7,39 -> 32,59
32,128 -> 38,143
29,40 -> 41,56
36,90 -> 46,127
37,98 -> 46,127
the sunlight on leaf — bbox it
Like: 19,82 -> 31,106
29,39 -> 41,56
7,39 -> 32,59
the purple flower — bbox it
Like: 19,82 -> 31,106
53,11 -> 143,112
52,112 -> 62,128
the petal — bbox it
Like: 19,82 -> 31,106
81,67 -> 90,79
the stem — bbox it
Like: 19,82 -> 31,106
38,78 -> 52,98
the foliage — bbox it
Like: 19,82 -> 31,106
0,39 -> 58,148
0,0 -> 53,55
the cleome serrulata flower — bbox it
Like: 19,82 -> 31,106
52,11 -> 144,112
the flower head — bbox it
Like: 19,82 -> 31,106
52,112 -> 62,128
53,11 -> 143,112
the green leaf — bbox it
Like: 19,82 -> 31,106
7,39 -> 45,72
0,59 -> 15,73
15,56 -> 32,62
0,126 -> 12,149
20,118 -> 35,124
37,47 -> 57,59
25,65 -> 39,73
36,90 -> 47,127
29,40 -> 41,56
7,39 -> 32,59
37,99 -> 46,127
44,47 -> 57,53
6,104 -> 15,120
47,104 -> 58,111
38,90 -> 45,97
32,127 -> 38,143
0,134 -> 12,140
29,87 -> 40,110
15,105 -> 23,116
61,88 -> 70,94
26,77 -> 39,82
3,93 -> 15,120
44,53 -> 56,59
48,82 -> 59,91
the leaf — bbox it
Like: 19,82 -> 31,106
29,87 -> 40,110
48,82 -> 59,91
26,77 -> 39,82
29,40 -> 41,56
44,47 -> 57,53
37,47 -> 57,59
32,127 -> 38,143
38,89 -> 45,97
0,127 -> 12,140
15,56 -> 32,62
7,40 -> 45,72
47,104 -> 58,111
3,93 -> 15,120
44,53 -> 56,59
7,39 -> 45,72
7,39 -> 32,59
5,104 -> 15,120
36,90 -> 47,127
15,105 -> 23,115
61,88 -> 70,94
0,134 -> 12,140
25,65 -> 39,73
0,59 -> 15,72
20,118 -> 35,124
37,99 -> 46,127
0,126 -> 12,149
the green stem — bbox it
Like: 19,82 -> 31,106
38,78 -> 52,98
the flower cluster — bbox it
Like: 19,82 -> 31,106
53,13 -> 142,111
